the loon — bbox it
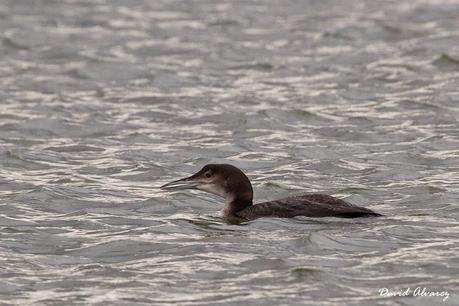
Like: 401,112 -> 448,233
160,164 -> 381,220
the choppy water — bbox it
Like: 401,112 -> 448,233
1,0 -> 458,305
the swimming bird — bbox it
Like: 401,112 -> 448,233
160,164 -> 381,220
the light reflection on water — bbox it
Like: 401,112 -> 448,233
1,0 -> 458,304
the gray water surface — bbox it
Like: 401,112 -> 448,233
1,0 -> 458,305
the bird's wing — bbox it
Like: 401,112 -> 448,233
237,193 -> 380,220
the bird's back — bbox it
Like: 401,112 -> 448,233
236,193 -> 381,220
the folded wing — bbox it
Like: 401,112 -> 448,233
237,193 -> 381,220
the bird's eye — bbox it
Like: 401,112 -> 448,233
205,172 -> 212,178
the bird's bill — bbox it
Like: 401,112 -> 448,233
160,176 -> 199,191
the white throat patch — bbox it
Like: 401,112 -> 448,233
197,183 -> 226,198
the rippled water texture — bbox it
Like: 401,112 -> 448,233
1,0 -> 458,305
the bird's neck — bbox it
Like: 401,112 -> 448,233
223,192 -> 253,217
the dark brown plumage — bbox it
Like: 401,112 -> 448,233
236,194 -> 380,220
